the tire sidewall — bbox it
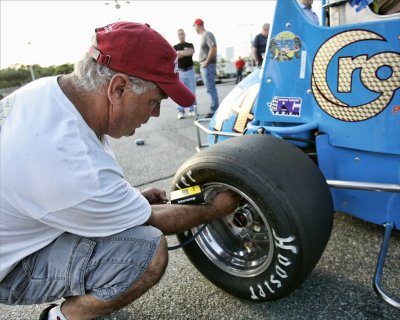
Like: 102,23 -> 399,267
173,161 -> 304,301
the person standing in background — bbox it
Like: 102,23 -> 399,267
174,29 -> 196,119
297,0 -> 320,25
193,18 -> 219,118
252,23 -> 270,67
235,56 -> 245,84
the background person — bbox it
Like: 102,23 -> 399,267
193,18 -> 219,118
173,28 -> 196,120
0,21 -> 239,320
252,23 -> 270,67
235,56 -> 245,84
297,0 -> 320,25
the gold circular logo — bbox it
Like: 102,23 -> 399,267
312,30 -> 400,122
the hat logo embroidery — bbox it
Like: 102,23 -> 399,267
104,24 -> 113,32
174,57 -> 178,73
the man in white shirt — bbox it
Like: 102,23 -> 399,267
0,22 -> 239,320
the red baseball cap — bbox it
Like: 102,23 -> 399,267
193,18 -> 204,26
89,22 -> 194,107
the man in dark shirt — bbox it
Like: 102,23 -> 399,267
173,29 -> 196,119
252,23 -> 270,67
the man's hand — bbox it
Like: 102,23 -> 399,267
207,190 -> 241,219
146,189 -> 241,235
141,187 -> 168,204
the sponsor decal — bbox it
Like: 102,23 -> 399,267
299,50 -> 307,79
268,97 -> 302,117
312,30 -> 400,122
269,31 -> 301,62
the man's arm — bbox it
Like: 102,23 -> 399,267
252,46 -> 259,65
252,34 -> 260,64
176,48 -> 194,59
145,190 -> 239,235
202,46 -> 217,67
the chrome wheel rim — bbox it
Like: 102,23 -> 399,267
192,183 -> 274,277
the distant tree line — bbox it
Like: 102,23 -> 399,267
0,59 -> 229,91
0,63 -> 74,89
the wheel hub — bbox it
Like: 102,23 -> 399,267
232,206 -> 253,228
193,183 -> 274,277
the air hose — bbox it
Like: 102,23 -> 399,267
167,223 -> 208,251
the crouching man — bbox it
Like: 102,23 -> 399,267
0,22 -> 239,320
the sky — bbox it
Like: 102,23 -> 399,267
0,0 -> 322,69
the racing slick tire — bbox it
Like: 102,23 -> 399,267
171,134 -> 334,301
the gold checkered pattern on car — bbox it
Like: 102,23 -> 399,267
312,30 -> 400,122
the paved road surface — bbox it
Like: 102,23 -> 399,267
1,79 -> 399,320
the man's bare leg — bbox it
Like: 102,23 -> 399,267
60,236 -> 168,320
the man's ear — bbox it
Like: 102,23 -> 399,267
108,74 -> 131,104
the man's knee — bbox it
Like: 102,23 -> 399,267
61,235 -> 169,318
146,235 -> 168,284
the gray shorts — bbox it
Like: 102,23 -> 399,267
0,225 -> 163,305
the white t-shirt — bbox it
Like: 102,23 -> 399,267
0,76 -> 151,281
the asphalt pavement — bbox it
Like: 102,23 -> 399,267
1,78 -> 399,320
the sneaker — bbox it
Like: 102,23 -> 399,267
205,112 -> 214,118
39,304 -> 58,320
188,111 -> 196,117
177,112 -> 184,120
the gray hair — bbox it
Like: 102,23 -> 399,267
72,53 -> 157,94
